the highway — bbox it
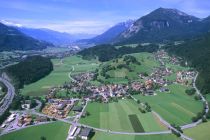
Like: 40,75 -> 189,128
0,77 -> 15,116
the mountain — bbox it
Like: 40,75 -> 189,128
0,23 -> 52,51
17,27 -> 76,46
78,20 -> 134,45
1,20 -> 96,46
17,28 -> 97,46
116,8 -> 210,43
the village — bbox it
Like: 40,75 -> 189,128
0,50 -> 198,140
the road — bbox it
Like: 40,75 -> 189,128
68,66 -> 76,82
0,121 -> 54,136
0,77 -> 15,116
130,95 -> 192,140
66,99 -> 89,140
181,72 -> 209,129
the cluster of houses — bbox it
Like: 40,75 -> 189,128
130,81 -> 155,95
1,113 -> 49,132
176,71 -> 196,85
72,72 -> 95,84
18,114 -> 49,127
42,99 -> 86,119
154,50 -> 180,65
130,50 -> 178,95
42,99 -> 74,118
88,84 -> 129,102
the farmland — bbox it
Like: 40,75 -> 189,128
80,99 -> 167,132
133,84 -> 203,125
0,122 -> 69,140
20,55 -> 99,96
184,121 -> 210,140
92,132 -> 180,140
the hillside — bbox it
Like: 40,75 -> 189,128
0,23 -> 53,51
78,20 -> 134,45
165,33 -> 210,93
4,55 -> 53,88
116,8 -> 210,44
17,27 -> 75,46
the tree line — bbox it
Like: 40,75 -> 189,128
78,44 -> 159,62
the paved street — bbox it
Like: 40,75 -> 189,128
0,77 -> 15,116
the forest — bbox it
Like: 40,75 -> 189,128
4,56 -> 53,89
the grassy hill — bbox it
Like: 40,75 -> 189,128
92,52 -> 159,84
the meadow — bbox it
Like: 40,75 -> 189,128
184,121 -> 210,140
21,55 -> 99,96
96,52 -> 160,84
0,122 -> 69,140
133,84 -> 203,126
80,99 -> 167,132
92,132 -> 180,140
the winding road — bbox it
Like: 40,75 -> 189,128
68,66 -> 76,82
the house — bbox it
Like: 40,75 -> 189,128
145,90 -> 155,95
160,87 -> 170,93
79,128 -> 93,140
35,116 -> 48,122
21,100 -> 31,110
72,106 -> 83,112
57,103 -> 66,110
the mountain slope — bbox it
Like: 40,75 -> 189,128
0,23 -> 52,51
117,8 -> 209,43
79,20 -> 134,45
17,27 -> 75,46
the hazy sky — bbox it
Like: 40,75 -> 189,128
0,0 -> 210,34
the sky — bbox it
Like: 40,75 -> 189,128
0,0 -> 210,34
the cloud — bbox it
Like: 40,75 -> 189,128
0,18 -> 115,34
42,20 -> 116,34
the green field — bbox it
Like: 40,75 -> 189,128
92,132 -> 180,140
80,99 -> 166,132
97,52 -> 159,84
133,84 -> 203,125
20,55 -> 99,96
184,121 -> 210,140
0,122 -> 69,140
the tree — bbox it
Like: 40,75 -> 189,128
40,136 -> 46,140
5,56 -> 53,89
30,99 -> 38,109
194,95 -> 201,100
86,111 -> 90,116
0,109 -> 11,125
